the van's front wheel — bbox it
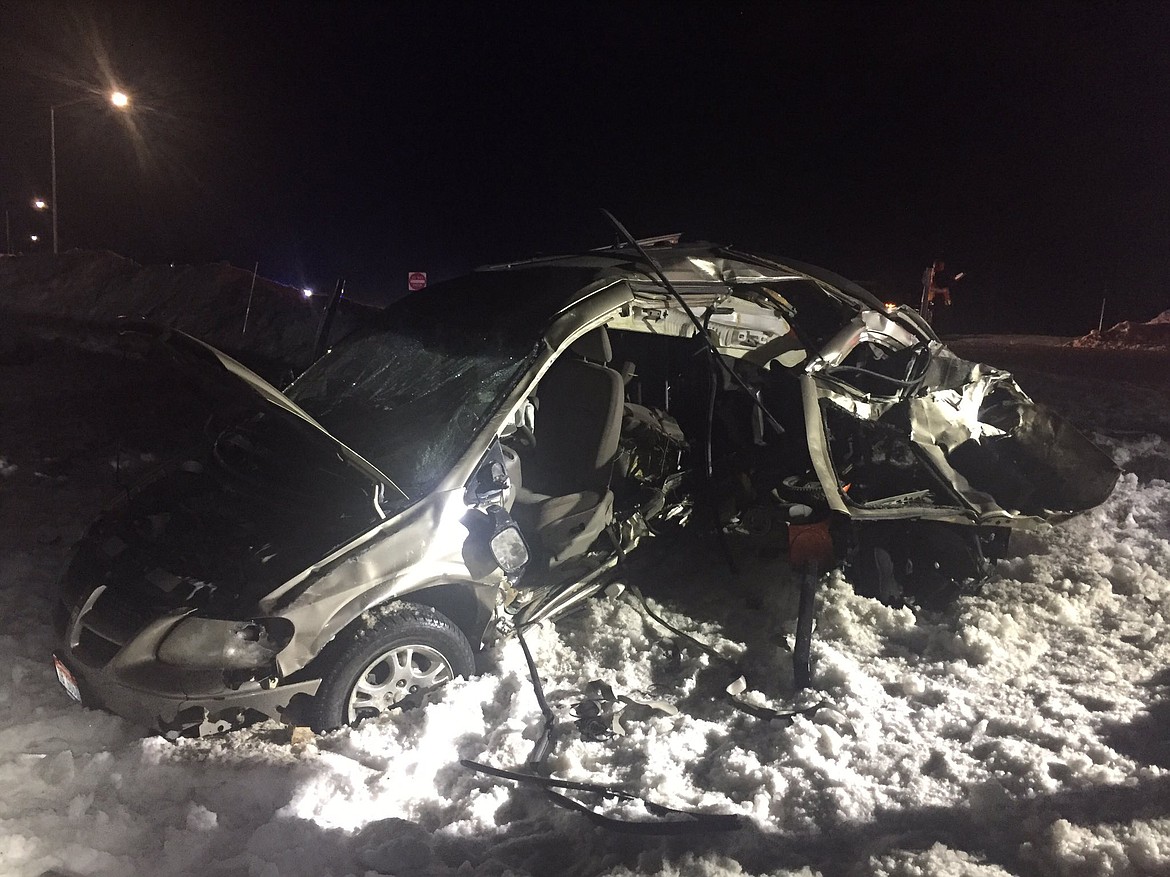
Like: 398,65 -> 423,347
305,602 -> 475,731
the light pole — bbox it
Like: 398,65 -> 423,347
50,90 -> 131,254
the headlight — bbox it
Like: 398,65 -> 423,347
157,616 -> 293,669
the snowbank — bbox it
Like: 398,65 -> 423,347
0,251 -> 377,380
1071,309 -> 1170,351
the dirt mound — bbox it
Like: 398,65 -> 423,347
1070,309 -> 1170,351
0,251 -> 376,380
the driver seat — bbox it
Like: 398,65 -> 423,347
513,326 -> 624,569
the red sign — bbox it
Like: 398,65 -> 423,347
408,271 -> 427,291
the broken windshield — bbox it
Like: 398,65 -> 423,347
284,269 -> 596,502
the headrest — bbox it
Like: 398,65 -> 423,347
569,326 -> 612,364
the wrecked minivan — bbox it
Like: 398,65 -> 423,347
52,240 -> 1118,736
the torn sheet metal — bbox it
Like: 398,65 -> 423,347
805,346 -> 1119,525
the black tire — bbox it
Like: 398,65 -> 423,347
304,602 -> 476,732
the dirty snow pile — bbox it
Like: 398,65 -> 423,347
1072,309 -> 1170,351
2,330 -> 1170,876
0,251 -> 376,382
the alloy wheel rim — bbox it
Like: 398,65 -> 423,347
346,643 -> 453,723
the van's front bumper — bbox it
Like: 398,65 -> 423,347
52,649 -> 320,738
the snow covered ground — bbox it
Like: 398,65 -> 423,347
2,323 -> 1169,877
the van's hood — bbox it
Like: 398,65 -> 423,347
58,325 -> 402,620
119,321 -> 408,505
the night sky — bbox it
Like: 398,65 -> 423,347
1,2 -> 1167,333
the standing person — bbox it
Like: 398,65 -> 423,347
919,259 -> 964,326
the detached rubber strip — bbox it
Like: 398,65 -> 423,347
461,759 -> 743,834
464,623 -> 743,835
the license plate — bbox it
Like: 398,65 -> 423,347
53,656 -> 82,703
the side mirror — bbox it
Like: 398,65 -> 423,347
488,506 -> 529,578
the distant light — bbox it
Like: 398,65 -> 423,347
110,90 -> 130,109
29,234 -> 39,242
884,301 -> 897,311
33,198 -> 47,210
302,288 -> 313,298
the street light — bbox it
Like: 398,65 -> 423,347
50,89 -> 132,254
3,196 -> 49,255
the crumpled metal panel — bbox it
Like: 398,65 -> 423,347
908,368 -> 1019,452
805,346 -> 1119,525
260,486 -> 508,675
